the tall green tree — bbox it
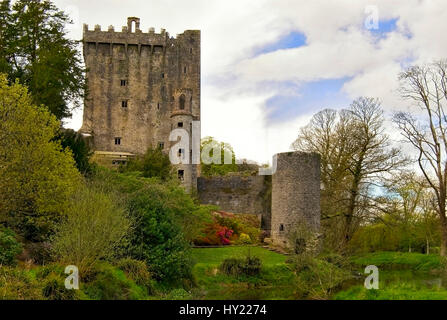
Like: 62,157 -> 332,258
200,136 -> 238,177
293,97 -> 406,251
0,74 -> 81,241
57,128 -> 93,175
394,59 -> 447,256
0,0 -> 85,120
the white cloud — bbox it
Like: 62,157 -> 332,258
59,0 -> 447,163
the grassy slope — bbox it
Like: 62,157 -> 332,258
351,251 -> 442,271
334,251 -> 447,300
191,246 -> 298,300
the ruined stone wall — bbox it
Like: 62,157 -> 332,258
197,175 -> 272,230
80,18 -> 200,190
271,152 -> 321,247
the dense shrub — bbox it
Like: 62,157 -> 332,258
127,188 -> 193,284
116,258 -> 154,294
52,187 -> 131,275
0,76 -> 81,242
27,242 -> 52,265
121,146 -> 173,181
219,256 -> 262,277
0,228 -> 22,266
83,263 -> 147,300
219,258 -> 242,276
194,213 -> 260,246
288,254 -> 352,299
0,267 -> 43,299
57,129 -> 93,175
41,272 -> 81,300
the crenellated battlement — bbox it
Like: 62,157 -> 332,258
83,17 -> 199,46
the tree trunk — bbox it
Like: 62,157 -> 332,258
440,215 -> 447,257
439,196 -> 447,256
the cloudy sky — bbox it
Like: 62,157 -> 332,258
58,0 -> 447,164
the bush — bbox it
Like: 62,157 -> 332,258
0,267 -> 43,300
219,255 -> 262,277
41,272 -> 80,300
83,262 -> 147,300
288,254 -> 352,299
127,187 -> 193,284
121,146 -> 173,181
52,187 -> 131,275
57,129 -> 93,175
27,242 -> 52,265
219,258 -> 242,276
0,228 -> 22,266
238,233 -> 252,244
0,75 -> 81,242
116,258 -> 154,294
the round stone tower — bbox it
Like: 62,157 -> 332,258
271,151 -> 321,250
170,88 -> 194,191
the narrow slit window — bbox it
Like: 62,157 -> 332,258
183,66 -> 187,74
279,224 -> 284,232
122,100 -> 128,108
179,94 -> 185,110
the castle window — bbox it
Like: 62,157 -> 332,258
120,79 -> 127,86
158,142 -> 164,149
122,100 -> 128,108
183,66 -> 187,74
178,148 -> 184,157
178,122 -> 183,128
178,170 -> 184,181
279,224 -> 284,232
190,48 -> 192,54
114,137 -> 121,145
157,102 -> 160,110
179,94 -> 185,110
161,73 -> 165,78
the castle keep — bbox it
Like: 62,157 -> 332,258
80,17 -> 321,250
80,17 -> 200,190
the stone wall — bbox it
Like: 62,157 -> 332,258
80,17 -> 200,191
271,152 -> 321,248
197,175 -> 271,230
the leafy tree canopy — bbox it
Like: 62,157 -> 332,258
0,0 -> 85,120
0,74 -> 81,241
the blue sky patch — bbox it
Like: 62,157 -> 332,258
265,77 -> 352,122
254,31 -> 307,56
368,17 -> 399,37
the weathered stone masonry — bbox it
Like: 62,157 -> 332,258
196,152 -> 321,248
80,17 -> 200,190
271,152 -> 321,246
197,175 -> 272,230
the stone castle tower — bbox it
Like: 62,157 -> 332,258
80,17 -> 200,190
270,152 -> 321,249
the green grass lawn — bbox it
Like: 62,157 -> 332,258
190,246 -> 298,300
191,246 -> 288,267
